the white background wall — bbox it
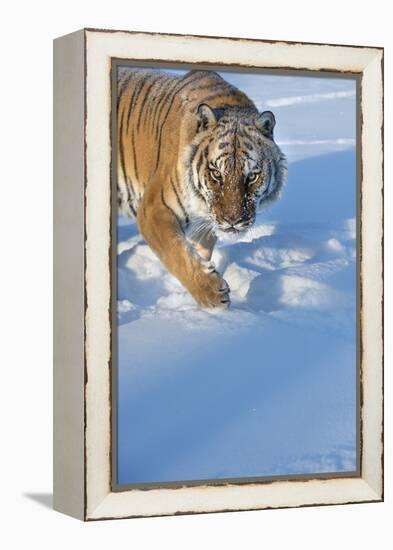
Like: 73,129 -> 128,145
1,1 -> 391,548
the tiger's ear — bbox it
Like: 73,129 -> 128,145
256,110 -> 276,139
197,103 -> 217,132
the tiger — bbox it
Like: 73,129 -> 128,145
117,68 -> 287,308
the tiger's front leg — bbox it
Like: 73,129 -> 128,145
189,232 -> 217,261
137,189 -> 230,309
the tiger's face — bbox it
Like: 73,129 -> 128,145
189,105 -> 287,237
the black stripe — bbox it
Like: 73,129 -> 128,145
127,178 -> 138,201
129,201 -> 137,217
195,92 -> 235,105
143,77 -> 170,128
170,176 -> 189,223
150,77 -> 180,134
154,73 -> 210,171
198,174 -> 210,197
150,71 -> 199,132
117,71 -> 134,106
186,81 -> 231,99
125,181 -> 131,203
126,73 -> 152,132
188,144 -> 199,166
118,107 -> 139,209
118,108 -> 128,183
188,80 -> 228,92
233,127 -> 238,172
126,177 -> 138,211
154,71 -> 206,138
188,167 -> 206,203
240,150 -> 255,161
199,92 -> 243,106
196,149 -> 206,175
136,75 -> 159,132
188,134 -> 212,167
197,162 -> 207,188
216,127 -> 236,139
161,189 -> 183,229
214,151 -> 233,163
131,132 -> 139,181
129,73 -> 156,132
242,127 -> 261,141
124,180 -> 137,216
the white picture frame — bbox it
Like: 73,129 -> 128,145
53,28 -> 383,521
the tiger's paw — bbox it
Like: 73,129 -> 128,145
192,270 -> 231,309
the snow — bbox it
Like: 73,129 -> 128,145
116,69 -> 357,485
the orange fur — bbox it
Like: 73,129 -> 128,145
118,69 -> 286,308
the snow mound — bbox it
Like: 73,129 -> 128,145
117,215 -> 355,327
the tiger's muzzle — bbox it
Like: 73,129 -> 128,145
219,214 -> 254,233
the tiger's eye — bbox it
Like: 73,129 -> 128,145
210,169 -> 222,182
247,172 -> 261,184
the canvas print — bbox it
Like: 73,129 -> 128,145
114,65 -> 358,486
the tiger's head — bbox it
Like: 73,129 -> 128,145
187,104 -> 287,238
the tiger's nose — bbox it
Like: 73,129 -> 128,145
222,215 -> 245,226
222,215 -> 250,227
